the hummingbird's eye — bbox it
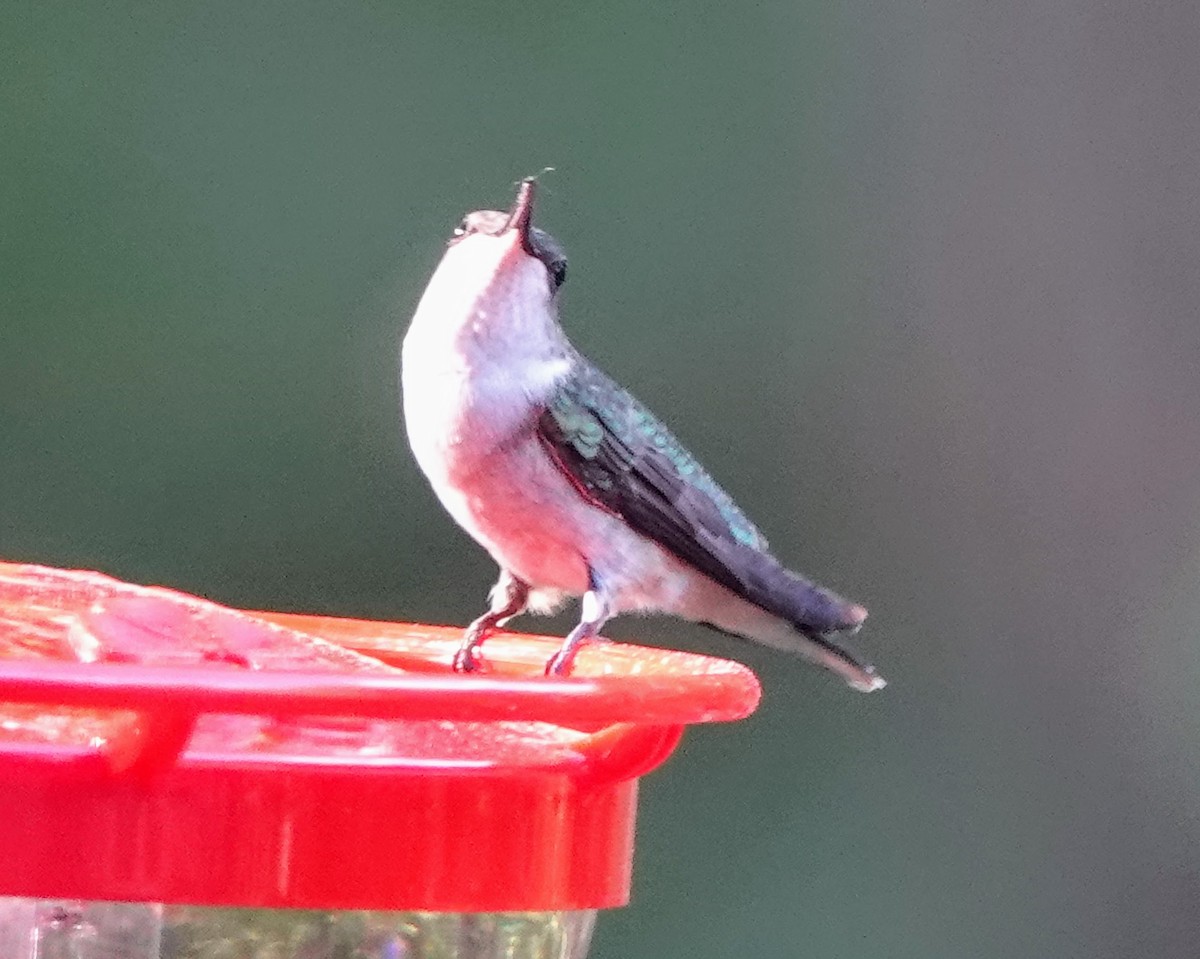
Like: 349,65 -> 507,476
528,226 -> 568,292
453,218 -> 472,238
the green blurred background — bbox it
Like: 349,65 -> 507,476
5,1 -> 1200,955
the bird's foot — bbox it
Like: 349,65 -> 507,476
543,584 -> 610,677
452,639 -> 487,673
543,646 -> 580,677
543,652 -> 572,677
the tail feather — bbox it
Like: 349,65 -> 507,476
795,625 -> 885,692
730,548 -> 865,634
687,547 -> 885,692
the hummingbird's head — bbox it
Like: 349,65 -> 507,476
450,178 -> 568,294
407,177 -> 572,361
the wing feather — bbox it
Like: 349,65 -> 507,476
536,365 -> 860,634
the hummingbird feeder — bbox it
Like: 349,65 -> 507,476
0,561 -> 759,958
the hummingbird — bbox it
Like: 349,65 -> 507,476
401,178 -> 884,691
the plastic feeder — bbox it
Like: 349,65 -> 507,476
0,562 -> 759,958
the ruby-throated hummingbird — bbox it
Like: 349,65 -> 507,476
401,178 -> 884,691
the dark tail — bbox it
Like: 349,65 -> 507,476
721,548 -> 885,691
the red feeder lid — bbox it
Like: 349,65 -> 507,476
0,562 -> 759,912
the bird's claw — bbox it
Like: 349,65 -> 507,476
543,648 -> 576,677
452,644 -> 485,673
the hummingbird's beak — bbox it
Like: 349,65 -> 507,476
504,177 -> 537,254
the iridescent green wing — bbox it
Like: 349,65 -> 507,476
537,364 -> 773,588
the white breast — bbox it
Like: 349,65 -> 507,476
401,229 -> 578,574
403,232 -> 572,467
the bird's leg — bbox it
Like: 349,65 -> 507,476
544,580 -> 612,676
453,571 -> 530,672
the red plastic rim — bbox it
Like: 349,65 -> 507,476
0,561 -> 760,910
